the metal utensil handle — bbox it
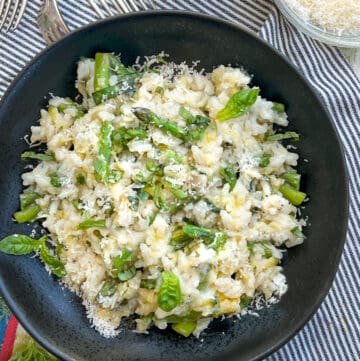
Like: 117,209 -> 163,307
38,0 -> 70,44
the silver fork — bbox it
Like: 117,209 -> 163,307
87,0 -> 155,18
37,0 -> 69,45
0,0 -> 28,32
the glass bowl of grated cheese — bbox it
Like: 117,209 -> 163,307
275,0 -> 360,48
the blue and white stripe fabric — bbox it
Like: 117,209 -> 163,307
0,1 -> 359,360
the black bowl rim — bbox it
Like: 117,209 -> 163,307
0,9 -> 349,361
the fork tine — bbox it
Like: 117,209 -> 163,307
88,0 -> 105,18
7,0 -> 19,31
0,0 -> 12,30
0,1 -> 6,22
99,0 -> 113,16
13,0 -> 27,30
149,0 -> 156,9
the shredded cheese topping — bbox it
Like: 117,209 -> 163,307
284,0 -> 360,34
20,56 -> 307,338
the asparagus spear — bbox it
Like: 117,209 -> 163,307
14,203 -> 41,223
112,127 -> 147,146
133,107 -> 187,141
266,131 -> 299,141
20,191 -> 39,210
93,53 -> 139,104
279,183 -> 306,206
168,183 -> 188,200
179,106 -> 210,141
94,53 -> 111,92
282,172 -> 301,190
21,151 -> 54,161
94,121 -> 113,182
57,97 -> 85,118
171,322 -> 197,337
93,73 -> 138,105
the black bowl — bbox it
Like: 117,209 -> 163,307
0,11 -> 348,361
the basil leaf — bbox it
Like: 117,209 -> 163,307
203,231 -> 227,250
128,196 -> 140,211
220,165 -> 237,192
39,243 -> 66,278
240,295 -> 252,309
146,161 -> 163,176
21,151 -> 55,161
49,173 -> 62,188
78,219 -> 106,230
163,149 -> 182,164
112,248 -> 137,282
170,228 -> 192,251
183,223 -> 227,251
109,54 -> 136,76
154,183 -> 164,209
137,189 -> 149,202
203,199 -> 221,214
157,271 -> 182,312
0,234 -> 41,255
258,153 -> 271,168
217,88 -> 259,121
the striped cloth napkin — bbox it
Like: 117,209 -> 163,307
0,1 -> 359,360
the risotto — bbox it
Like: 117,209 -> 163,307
0,53 -> 307,338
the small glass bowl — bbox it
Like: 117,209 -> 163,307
274,0 -> 360,48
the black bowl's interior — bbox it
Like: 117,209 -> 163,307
0,11 -> 348,361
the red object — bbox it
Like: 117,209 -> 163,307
0,316 -> 18,361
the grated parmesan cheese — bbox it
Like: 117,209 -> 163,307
284,0 -> 360,35
15,55 -> 308,338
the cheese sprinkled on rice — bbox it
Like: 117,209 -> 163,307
20,55 -> 307,338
